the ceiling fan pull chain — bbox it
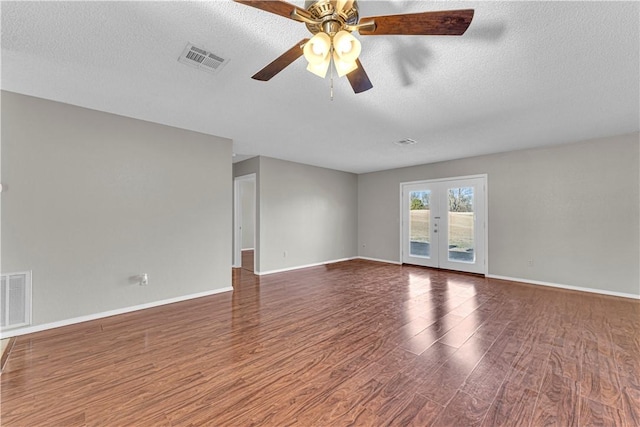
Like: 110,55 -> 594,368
330,46 -> 334,101
330,70 -> 334,101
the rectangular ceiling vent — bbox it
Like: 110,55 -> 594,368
178,43 -> 229,75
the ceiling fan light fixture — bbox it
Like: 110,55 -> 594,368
333,30 -> 361,63
304,30 -> 360,79
333,52 -> 358,77
303,32 -> 331,64
306,57 -> 331,78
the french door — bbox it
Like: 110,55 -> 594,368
401,176 -> 486,274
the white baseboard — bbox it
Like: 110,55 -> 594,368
255,257 -> 357,276
241,248 -> 254,252
356,256 -> 402,265
487,274 -> 640,300
0,286 -> 234,339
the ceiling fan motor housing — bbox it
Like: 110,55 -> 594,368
304,0 -> 359,35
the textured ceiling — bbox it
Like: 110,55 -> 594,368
1,1 -> 638,174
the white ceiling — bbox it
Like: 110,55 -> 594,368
2,1 -> 638,174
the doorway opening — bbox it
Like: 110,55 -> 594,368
233,173 -> 256,272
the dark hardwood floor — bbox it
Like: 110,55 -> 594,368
1,260 -> 639,426
242,249 -> 254,272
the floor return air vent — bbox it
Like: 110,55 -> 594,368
1,271 -> 32,331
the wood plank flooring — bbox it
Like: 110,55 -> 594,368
242,249 -> 254,272
0,337 -> 16,372
1,260 -> 639,426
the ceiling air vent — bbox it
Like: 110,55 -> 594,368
394,138 -> 418,146
178,43 -> 229,75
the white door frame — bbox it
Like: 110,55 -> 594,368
233,173 -> 256,270
400,174 -> 488,275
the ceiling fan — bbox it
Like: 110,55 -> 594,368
234,0 -> 474,94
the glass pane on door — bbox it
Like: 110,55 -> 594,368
447,187 -> 475,262
409,190 -> 431,257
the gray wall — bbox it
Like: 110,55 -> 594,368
259,156 -> 358,273
1,91 -> 233,327
358,133 -> 640,296
240,179 -> 255,249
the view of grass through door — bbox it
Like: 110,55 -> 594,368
409,191 -> 431,257
446,187 -> 475,262
410,187 -> 475,261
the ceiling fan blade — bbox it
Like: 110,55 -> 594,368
358,9 -> 474,36
346,59 -> 373,94
251,39 -> 309,81
234,0 -> 313,22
